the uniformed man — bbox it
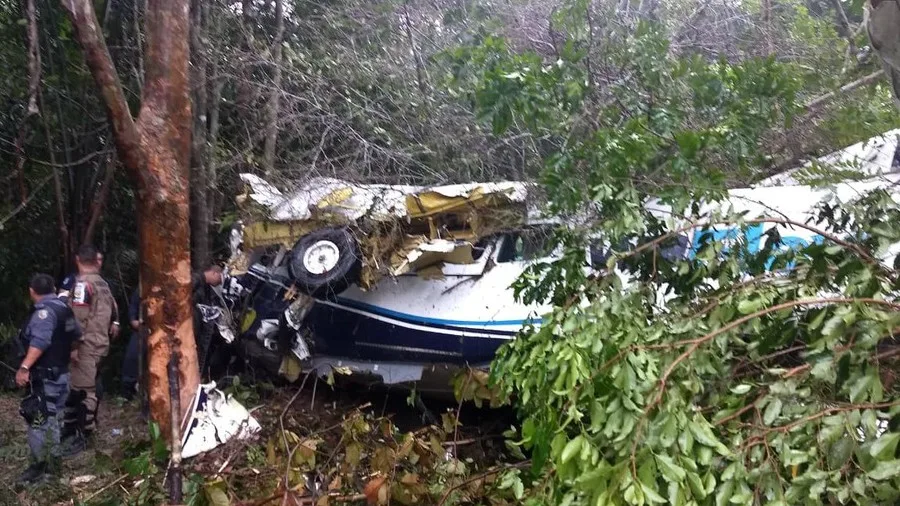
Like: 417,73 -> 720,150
61,244 -> 115,455
15,273 -> 80,484
60,250 -> 120,339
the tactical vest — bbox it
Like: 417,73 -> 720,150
19,299 -> 78,369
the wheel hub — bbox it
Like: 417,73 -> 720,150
302,240 -> 341,275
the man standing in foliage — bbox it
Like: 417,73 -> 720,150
15,274 -> 80,485
60,244 -> 115,455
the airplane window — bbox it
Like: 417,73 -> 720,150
588,235 -> 688,267
497,229 -> 554,262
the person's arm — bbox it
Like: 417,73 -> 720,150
109,295 -> 121,338
19,346 -> 44,371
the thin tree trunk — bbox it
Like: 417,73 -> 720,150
13,0 -> 42,204
262,0 -> 284,175
762,0 -> 774,56
403,1 -> 427,95
190,0 -> 210,269
38,91 -> 70,273
830,0 -> 856,54
82,153 -> 117,244
61,0 -> 199,449
208,63 -> 224,223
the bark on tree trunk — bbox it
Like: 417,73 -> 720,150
208,64 -> 224,222
190,0 -> 211,270
38,91 -> 70,274
762,0 -> 774,56
61,0 -> 199,442
262,0 -> 284,175
13,0 -> 42,204
403,1 -> 428,95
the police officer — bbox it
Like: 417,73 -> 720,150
15,273 -> 80,484
61,244 -> 115,455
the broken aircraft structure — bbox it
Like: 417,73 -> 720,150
196,130 -> 900,393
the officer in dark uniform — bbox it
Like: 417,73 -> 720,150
15,273 -> 80,484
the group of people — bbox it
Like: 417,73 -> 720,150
14,244 -> 139,485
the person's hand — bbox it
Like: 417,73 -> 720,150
15,368 -> 29,387
70,348 -> 79,364
110,322 -> 121,339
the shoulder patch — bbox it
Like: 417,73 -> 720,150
72,281 -> 90,305
37,309 -> 48,320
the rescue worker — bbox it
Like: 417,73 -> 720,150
61,244 -> 115,455
60,251 -> 121,338
15,273 -> 80,484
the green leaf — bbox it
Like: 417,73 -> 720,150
869,433 -> 900,461
560,435 -> 584,464
715,480 -> 734,506
656,454 -> 687,482
641,480 -> 668,504
687,472 -> 707,500
737,299 -> 762,315
763,398 -> 782,426
869,460 -> 900,480
730,384 -> 752,395
659,415 -> 678,448
689,416 -> 730,456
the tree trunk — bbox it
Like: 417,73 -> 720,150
208,63 -> 224,222
38,91 -> 70,274
190,0 -> 210,270
867,0 -> 900,110
82,153 -> 117,245
761,0 -> 774,56
13,0 -> 42,204
62,0 -> 199,443
262,0 -> 284,174
403,1 -> 428,95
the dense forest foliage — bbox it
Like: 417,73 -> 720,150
2,0 -> 900,503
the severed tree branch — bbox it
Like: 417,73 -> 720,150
803,69 -> 885,116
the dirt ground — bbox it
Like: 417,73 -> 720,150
0,379 -> 515,505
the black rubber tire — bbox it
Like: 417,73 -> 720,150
288,227 -> 360,298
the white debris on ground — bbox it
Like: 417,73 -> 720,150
180,382 -> 262,459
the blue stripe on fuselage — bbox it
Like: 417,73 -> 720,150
333,296 -> 542,329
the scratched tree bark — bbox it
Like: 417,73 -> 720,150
60,0 -> 200,441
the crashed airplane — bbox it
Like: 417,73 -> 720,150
197,129 -> 900,392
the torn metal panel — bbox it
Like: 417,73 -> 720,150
181,382 -> 262,459
242,220 -> 320,249
406,183 -> 528,219
389,237 -> 476,276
